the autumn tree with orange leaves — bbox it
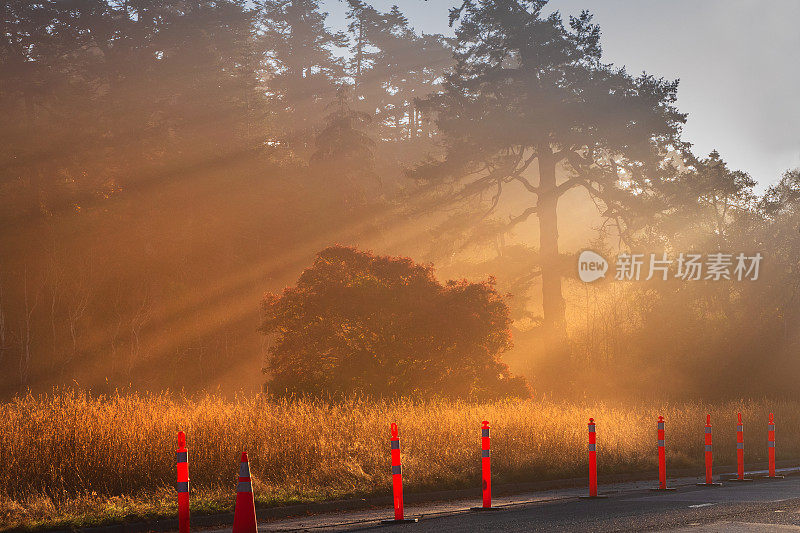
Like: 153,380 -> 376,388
260,246 -> 529,399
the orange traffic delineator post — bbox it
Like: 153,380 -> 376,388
650,416 -> 675,491
471,421 -> 501,511
729,413 -> 752,482
381,423 -> 418,524
232,452 -> 257,533
697,414 -> 722,486
176,431 -> 190,533
580,418 -> 607,499
763,413 -> 784,479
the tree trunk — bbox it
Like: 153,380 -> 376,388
537,144 -> 566,342
0,279 -> 5,366
355,18 -> 364,90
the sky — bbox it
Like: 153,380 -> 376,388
322,0 -> 800,190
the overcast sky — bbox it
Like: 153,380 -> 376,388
322,0 -> 800,190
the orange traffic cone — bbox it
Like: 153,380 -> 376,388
232,452 -> 257,533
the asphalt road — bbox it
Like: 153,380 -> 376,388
377,477 -> 800,533
233,474 -> 800,532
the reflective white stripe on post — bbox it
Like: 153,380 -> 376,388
481,450 -> 490,457
392,465 -> 402,475
736,443 -> 744,449
768,425 -> 775,431
237,481 -> 252,493
588,443 -> 596,451
705,427 -> 712,433
657,439 -> 665,446
768,442 -> 775,447
737,425 -> 743,431
705,444 -> 712,451
239,462 -> 250,477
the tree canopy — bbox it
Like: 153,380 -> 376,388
2,0 -> 800,402
417,0 -> 686,340
260,245 -> 529,399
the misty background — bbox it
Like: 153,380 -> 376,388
323,0 -> 800,188
2,0 -> 799,401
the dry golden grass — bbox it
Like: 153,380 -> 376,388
2,390 -> 799,531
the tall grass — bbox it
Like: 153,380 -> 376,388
1,390 -> 799,530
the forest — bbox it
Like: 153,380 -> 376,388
2,0 -> 800,401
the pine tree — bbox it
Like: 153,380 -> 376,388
258,0 -> 347,154
416,0 -> 686,346
344,3 -> 453,143
344,0 -> 382,91
309,86 -> 376,207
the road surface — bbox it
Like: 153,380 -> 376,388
201,472 -> 800,532
386,478 -> 800,532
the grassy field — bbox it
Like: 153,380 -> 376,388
1,390 -> 799,531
